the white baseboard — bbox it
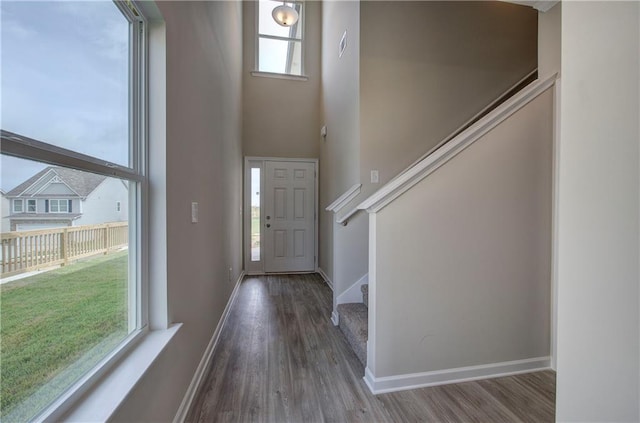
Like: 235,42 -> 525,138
317,267 -> 333,290
173,271 -> 245,423
331,310 -> 339,326
336,273 -> 368,305
363,356 -> 551,395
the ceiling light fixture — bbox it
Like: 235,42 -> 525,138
272,3 -> 299,27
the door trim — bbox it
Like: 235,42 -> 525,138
243,157 -> 318,274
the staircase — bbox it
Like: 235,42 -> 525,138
337,284 -> 368,365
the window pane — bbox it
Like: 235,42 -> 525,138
258,0 -> 302,40
0,156 -> 133,420
258,38 -> 302,75
1,1 -> 130,167
251,168 -> 261,262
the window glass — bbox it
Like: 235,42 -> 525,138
258,38 -> 302,75
49,199 -> 70,213
251,168 -> 261,262
1,157 -> 132,421
257,0 -> 304,76
1,0 -> 129,167
14,200 -> 23,213
258,1 -> 302,39
0,1 -> 144,420
27,199 -> 36,213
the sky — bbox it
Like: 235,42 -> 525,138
0,0 -> 300,193
1,0 -> 129,192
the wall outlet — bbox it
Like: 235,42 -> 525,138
191,202 -> 198,223
371,170 -> 379,184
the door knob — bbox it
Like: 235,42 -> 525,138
266,216 -> 271,220
266,223 -> 271,228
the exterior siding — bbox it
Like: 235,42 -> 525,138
76,179 -> 128,226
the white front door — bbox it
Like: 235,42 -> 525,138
264,160 -> 316,272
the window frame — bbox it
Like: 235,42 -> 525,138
0,0 -> 149,420
254,0 -> 305,78
13,199 -> 23,213
49,199 -> 70,213
26,199 -> 36,213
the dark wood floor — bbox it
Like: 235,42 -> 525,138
186,274 -> 555,422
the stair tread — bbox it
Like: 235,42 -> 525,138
337,302 -> 368,365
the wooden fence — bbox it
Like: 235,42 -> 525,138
1,222 -> 128,277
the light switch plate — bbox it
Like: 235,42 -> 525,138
371,170 -> 379,184
191,202 -> 198,223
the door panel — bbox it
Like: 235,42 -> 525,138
264,160 -> 315,272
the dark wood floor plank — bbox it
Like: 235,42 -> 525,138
186,274 -> 556,422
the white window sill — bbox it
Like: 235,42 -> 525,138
58,323 -> 182,422
250,71 -> 308,81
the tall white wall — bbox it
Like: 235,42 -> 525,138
371,89 -> 553,378
242,0 -> 321,159
538,2 -> 560,78
109,1 -> 243,421
319,0 -> 360,283
556,2 -> 640,421
332,210 -> 368,310
359,1 -> 538,198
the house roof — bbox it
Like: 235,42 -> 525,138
6,167 -> 107,198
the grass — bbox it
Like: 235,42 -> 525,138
0,251 -> 129,420
251,216 -> 260,236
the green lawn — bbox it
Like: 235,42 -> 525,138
0,251 -> 129,420
251,216 -> 260,235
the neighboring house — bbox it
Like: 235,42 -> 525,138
5,166 -> 128,231
0,190 -> 10,233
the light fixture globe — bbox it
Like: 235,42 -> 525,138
272,4 -> 299,27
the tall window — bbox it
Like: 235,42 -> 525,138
257,0 -> 304,76
0,1 -> 146,420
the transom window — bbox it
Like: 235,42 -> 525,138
257,0 -> 304,76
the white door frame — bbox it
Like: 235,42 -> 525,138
244,157 -> 318,274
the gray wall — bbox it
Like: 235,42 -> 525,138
319,0 -> 360,281
242,1 -> 321,159
538,2 -> 560,79
373,88 -> 553,377
556,2 -> 640,421
110,2 -> 243,421
332,211 -> 368,310
359,1 -> 538,197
